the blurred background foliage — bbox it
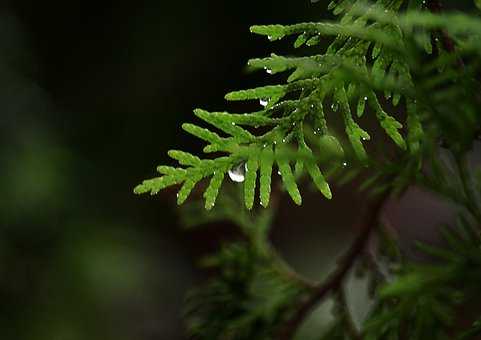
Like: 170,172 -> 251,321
0,0 -> 475,339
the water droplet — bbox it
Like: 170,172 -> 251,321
259,98 -> 269,107
282,138 -> 286,143
264,67 -> 273,74
231,122 -> 236,125
277,170 -> 282,175
228,163 -> 246,183
364,96 -> 368,101
362,137 -> 367,141
342,162 -> 348,167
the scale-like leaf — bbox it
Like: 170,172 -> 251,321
244,155 -> 259,209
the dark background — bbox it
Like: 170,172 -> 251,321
0,1 -> 474,339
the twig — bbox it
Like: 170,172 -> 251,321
277,187 -> 392,339
337,286 -> 363,340
454,154 -> 481,224
426,0 -> 464,68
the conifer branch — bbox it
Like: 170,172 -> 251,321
337,286 -> 363,340
136,1 -> 481,338
278,184 -> 393,339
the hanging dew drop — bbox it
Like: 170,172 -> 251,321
228,163 -> 246,183
277,170 -> 282,176
364,96 -> 368,101
259,98 -> 269,107
342,162 -> 348,167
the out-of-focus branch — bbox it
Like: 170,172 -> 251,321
277,186 -> 393,340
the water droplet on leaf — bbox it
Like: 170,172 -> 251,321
259,98 -> 269,107
228,163 -> 246,183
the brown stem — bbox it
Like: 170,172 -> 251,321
277,188 -> 392,339
426,0 -> 453,49
426,0 -> 464,68
338,286 -> 363,340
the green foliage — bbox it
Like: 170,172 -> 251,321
136,0 -> 481,339
135,0 -> 481,209
364,215 -> 481,339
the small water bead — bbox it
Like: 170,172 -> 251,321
282,138 -> 286,143
259,98 -> 269,107
364,96 -> 368,101
228,163 -> 246,183
277,170 -> 282,175
231,122 -> 236,125
342,162 -> 348,167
